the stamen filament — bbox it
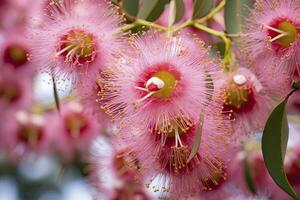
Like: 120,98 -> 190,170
270,32 -> 289,42
134,86 -> 149,92
137,91 -> 155,103
55,45 -> 74,56
264,24 -> 287,34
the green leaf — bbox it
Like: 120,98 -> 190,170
293,81 -> 300,89
174,0 -> 185,23
262,100 -> 298,199
243,158 -> 257,194
224,0 -> 252,34
211,42 -> 226,58
192,0 -> 214,19
122,0 -> 139,17
137,0 -> 170,22
52,76 -> 60,112
187,114 -> 204,163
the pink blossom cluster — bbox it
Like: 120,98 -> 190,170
0,0 -> 300,199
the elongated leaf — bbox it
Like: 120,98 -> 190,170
137,0 -> 170,21
262,100 -> 297,199
122,0 -> 139,17
192,0 -> 214,19
281,112 -> 289,159
224,0 -> 252,34
187,114 -> 204,163
137,0 -> 160,19
52,76 -> 60,112
174,0 -> 185,23
243,158 -> 256,194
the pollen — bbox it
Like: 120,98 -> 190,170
57,29 -> 96,65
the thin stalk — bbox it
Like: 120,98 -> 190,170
121,19 -> 168,32
52,76 -> 61,112
193,23 -> 231,71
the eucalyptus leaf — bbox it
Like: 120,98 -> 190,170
211,42 -> 225,58
262,100 -> 297,199
137,0 -> 170,21
122,0 -> 139,17
192,0 -> 214,19
174,0 -> 185,23
224,0 -> 252,34
243,158 -> 256,194
52,76 -> 60,112
187,114 -> 204,163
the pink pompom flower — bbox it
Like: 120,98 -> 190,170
89,137 -> 151,200
116,113 -> 232,198
0,68 -> 33,113
98,33 -> 221,133
0,31 -> 35,75
241,0 -> 300,75
29,0 -> 123,86
216,67 -> 288,138
2,111 -> 53,158
49,102 -> 101,160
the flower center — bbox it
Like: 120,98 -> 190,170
0,82 -> 20,104
148,70 -> 177,99
57,29 -> 96,65
267,20 -> 298,48
155,120 -> 199,174
3,44 -> 28,68
65,113 -> 88,138
134,69 -> 179,107
223,75 -> 251,110
18,125 -> 43,147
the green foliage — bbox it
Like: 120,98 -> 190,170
122,0 -> 139,17
262,100 -> 298,200
137,0 -> 170,21
174,0 -> 185,23
52,76 -> 60,112
224,0 -> 252,34
192,0 -> 214,19
243,158 -> 257,194
187,114 -> 204,163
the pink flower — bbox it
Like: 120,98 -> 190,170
88,137 -> 151,200
98,33 -> 221,132
216,67 -> 289,138
48,102 -> 101,160
0,68 -> 33,113
29,0 -> 123,87
241,0 -> 300,75
0,31 -> 35,75
115,113 -> 232,198
1,111 -> 53,158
